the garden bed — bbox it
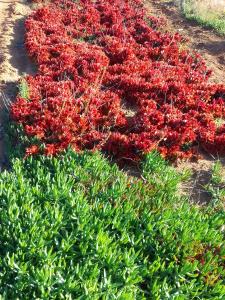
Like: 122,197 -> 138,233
0,0 -> 224,298
10,0 -> 225,162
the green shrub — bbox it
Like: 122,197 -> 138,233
0,151 -> 224,299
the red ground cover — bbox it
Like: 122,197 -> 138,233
11,0 -> 225,161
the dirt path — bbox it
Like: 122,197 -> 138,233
0,0 -> 36,95
146,0 -> 225,83
0,0 -> 36,169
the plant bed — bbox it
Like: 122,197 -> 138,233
10,0 -> 225,162
0,150 -> 224,299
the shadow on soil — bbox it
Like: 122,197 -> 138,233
0,13 -> 36,170
9,17 -> 37,77
180,153 -> 225,204
195,40 -> 225,56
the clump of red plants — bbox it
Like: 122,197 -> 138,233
11,0 -> 225,161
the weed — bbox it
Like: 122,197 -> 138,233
18,77 -> 29,100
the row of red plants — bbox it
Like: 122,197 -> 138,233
11,0 -> 225,161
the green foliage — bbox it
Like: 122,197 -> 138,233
181,0 -> 225,35
18,78 -> 29,100
205,161 -> 225,209
4,122 -> 44,162
0,150 -> 224,299
181,0 -> 225,34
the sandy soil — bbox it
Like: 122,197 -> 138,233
0,0 -> 36,169
0,0 -> 36,91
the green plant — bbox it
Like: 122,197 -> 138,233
18,77 -> 29,100
205,161 -> 225,208
181,0 -> 225,35
0,150 -> 224,299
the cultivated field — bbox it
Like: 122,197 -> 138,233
0,0 -> 224,298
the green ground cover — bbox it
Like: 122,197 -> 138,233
0,149 -> 224,299
181,0 -> 225,34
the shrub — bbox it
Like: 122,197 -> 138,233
10,0 -> 225,161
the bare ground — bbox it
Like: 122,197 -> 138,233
0,0 -> 36,169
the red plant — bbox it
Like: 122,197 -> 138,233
11,0 -> 225,161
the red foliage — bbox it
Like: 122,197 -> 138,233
11,0 -> 225,160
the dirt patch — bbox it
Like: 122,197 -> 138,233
0,1 -> 36,89
177,154 -> 225,204
0,0 -> 37,169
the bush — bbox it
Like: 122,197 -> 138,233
0,150 -> 224,299
10,0 -> 225,161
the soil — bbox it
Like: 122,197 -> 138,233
0,0 -> 36,169
0,0 -> 224,203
